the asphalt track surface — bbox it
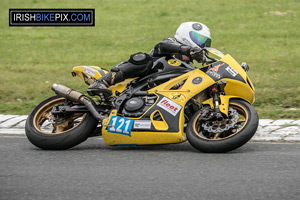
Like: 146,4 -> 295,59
1,136 -> 300,200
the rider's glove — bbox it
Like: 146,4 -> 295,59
190,47 -> 204,63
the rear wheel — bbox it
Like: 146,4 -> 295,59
186,99 -> 258,153
25,96 -> 98,150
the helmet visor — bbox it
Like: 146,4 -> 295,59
189,31 -> 211,47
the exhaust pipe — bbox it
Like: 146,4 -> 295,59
51,83 -> 106,121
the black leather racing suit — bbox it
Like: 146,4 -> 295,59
96,37 -> 192,87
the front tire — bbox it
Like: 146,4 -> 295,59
25,96 -> 98,150
186,99 -> 259,153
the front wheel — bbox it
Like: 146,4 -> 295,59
186,99 -> 259,153
25,96 -> 98,150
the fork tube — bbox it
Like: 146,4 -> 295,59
211,85 -> 222,118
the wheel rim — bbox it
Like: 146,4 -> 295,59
192,102 -> 249,141
33,97 -> 86,135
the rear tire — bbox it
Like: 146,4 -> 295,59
186,99 -> 259,153
25,96 -> 98,150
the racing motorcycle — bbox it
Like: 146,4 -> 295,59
25,48 -> 259,153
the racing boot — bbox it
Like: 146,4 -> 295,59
87,65 -> 125,102
87,79 -> 113,102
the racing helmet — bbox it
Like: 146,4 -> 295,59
175,22 -> 211,48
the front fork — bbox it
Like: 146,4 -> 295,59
201,80 -> 232,119
199,81 -> 234,117
211,84 -> 223,119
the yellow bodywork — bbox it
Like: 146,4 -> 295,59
101,109 -> 186,145
72,52 -> 255,146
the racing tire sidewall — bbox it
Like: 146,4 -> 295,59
186,99 -> 259,153
25,96 -> 98,150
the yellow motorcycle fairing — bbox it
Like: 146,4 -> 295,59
198,54 -> 255,115
101,54 -> 255,146
72,66 -> 108,84
74,52 -> 254,146
148,54 -> 255,109
102,109 -> 186,146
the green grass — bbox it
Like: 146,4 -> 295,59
0,0 -> 299,119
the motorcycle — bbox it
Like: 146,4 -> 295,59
25,48 -> 259,153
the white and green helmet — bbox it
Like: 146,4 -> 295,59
175,22 -> 211,48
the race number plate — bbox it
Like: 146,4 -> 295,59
107,116 -> 134,137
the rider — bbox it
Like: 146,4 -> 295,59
87,22 -> 212,99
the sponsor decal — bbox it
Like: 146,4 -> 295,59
225,66 -> 238,77
208,63 -> 224,73
206,70 -> 220,79
205,61 -> 245,83
192,76 -> 203,85
133,120 -> 152,129
206,62 -> 225,79
192,23 -> 202,31
84,66 -> 95,76
88,66 -> 107,76
169,92 -> 187,102
157,97 -> 182,116
107,116 -> 134,137
168,59 -> 181,66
